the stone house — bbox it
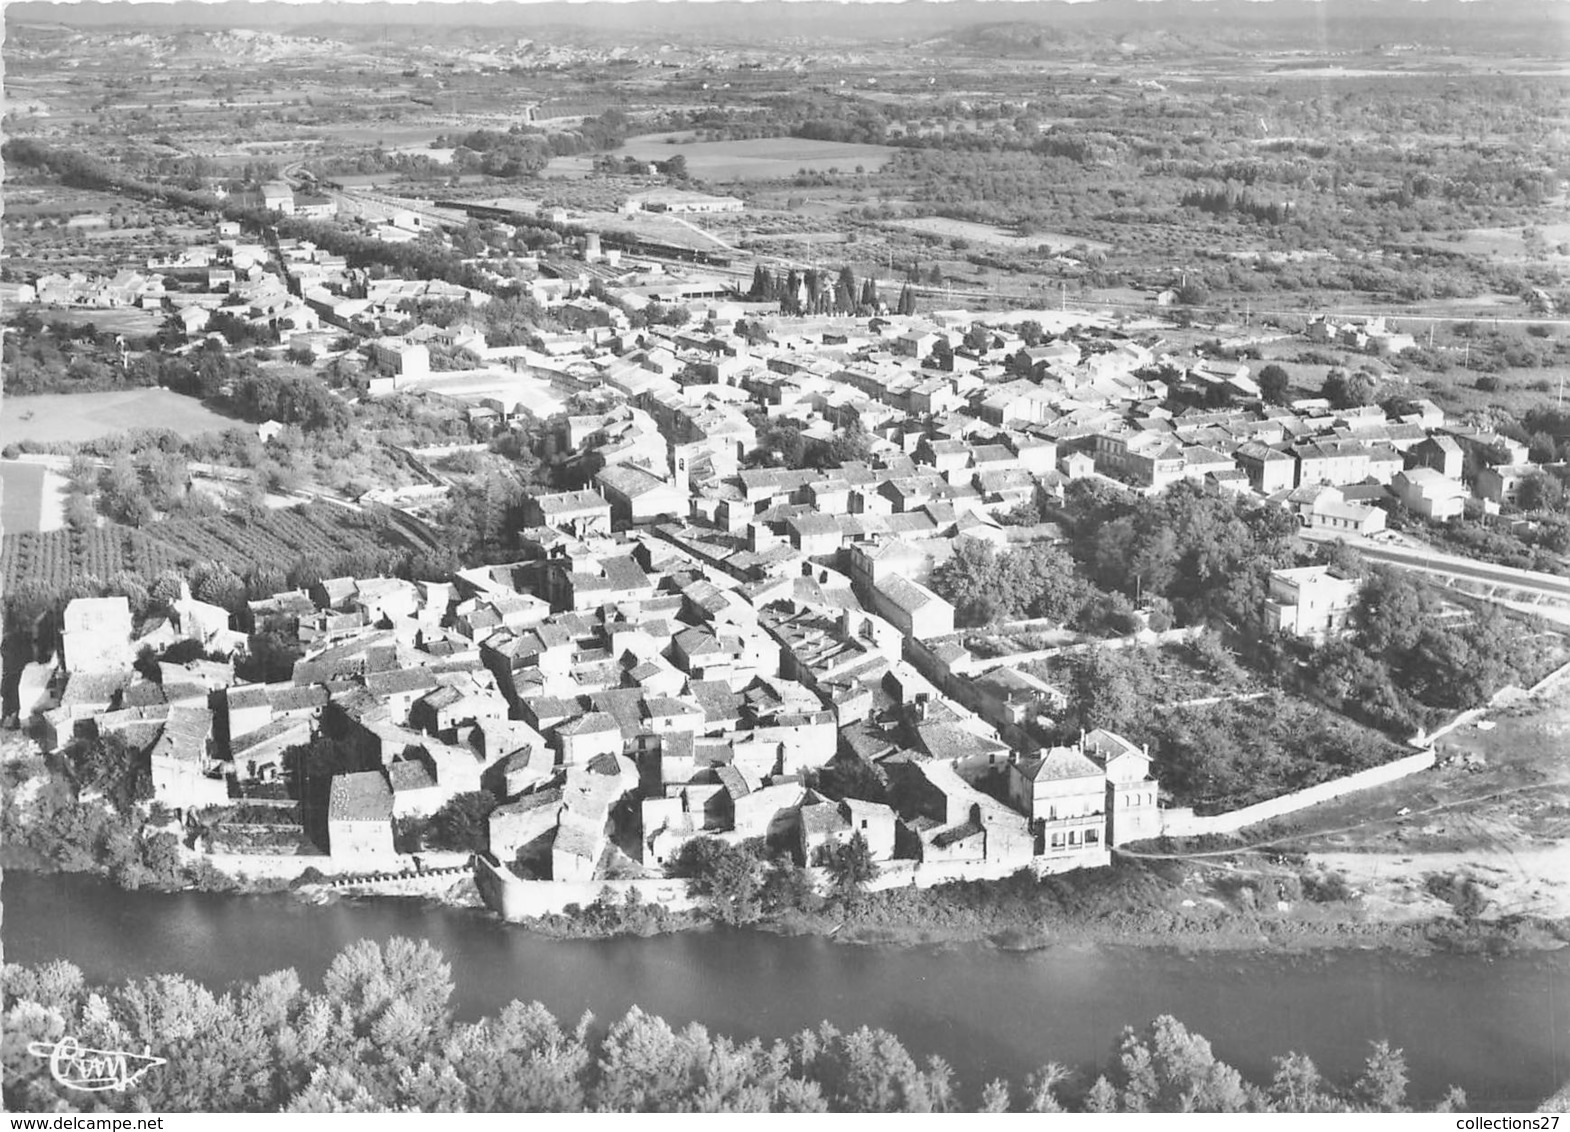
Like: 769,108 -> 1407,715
327,771 -> 396,857
1007,745 -> 1109,861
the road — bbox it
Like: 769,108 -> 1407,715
1301,529 -> 1570,603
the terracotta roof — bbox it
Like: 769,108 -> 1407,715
1019,745 -> 1103,782
388,760 -> 438,793
327,771 -> 393,823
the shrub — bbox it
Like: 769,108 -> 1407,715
1301,870 -> 1353,903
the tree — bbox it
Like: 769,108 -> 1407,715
193,562 -> 247,614
321,936 -> 455,1037
820,832 -> 878,898
1516,471 -> 1565,513
672,837 -> 765,925
101,453 -> 152,526
236,626 -> 304,684
140,831 -> 187,888
1355,1040 -> 1410,1113
1322,368 -> 1378,410
1269,1052 -> 1337,1112
978,1080 -> 1011,1112
67,733 -> 152,812
1067,648 -> 1141,735
927,539 -> 1007,625
64,492 -> 98,531
1315,538 -> 1365,579
1110,1015 -> 1250,1112
283,736 -> 368,787
817,421 -> 875,469
426,791 -> 498,852
1023,1063 -> 1069,1112
1258,363 -> 1291,405
1351,567 -> 1428,657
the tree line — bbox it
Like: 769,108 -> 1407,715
747,264 -> 913,317
2,937 -> 1496,1112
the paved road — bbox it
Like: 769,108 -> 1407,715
1358,542 -> 1570,599
1302,529 -> 1570,601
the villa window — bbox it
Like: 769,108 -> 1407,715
1086,828 -> 1100,844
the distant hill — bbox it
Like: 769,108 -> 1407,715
941,0 -> 1569,57
6,0 -> 1566,57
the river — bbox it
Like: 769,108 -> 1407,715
5,871 -> 1567,1109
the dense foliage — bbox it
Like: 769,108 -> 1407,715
0,735 -> 230,893
2,937 -> 1491,1112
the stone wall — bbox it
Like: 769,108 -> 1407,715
475,854 -> 698,920
917,625 -> 1208,680
190,848 -> 471,882
1157,749 -> 1437,839
862,850 -> 1109,892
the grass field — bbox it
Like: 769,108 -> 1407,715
1426,223 -> 1570,264
1,389 -> 240,447
13,304 -> 165,337
887,216 -> 1112,253
0,462 -> 49,536
584,209 -> 735,253
547,136 -> 898,183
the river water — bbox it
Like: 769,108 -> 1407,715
4,870 -> 1567,1109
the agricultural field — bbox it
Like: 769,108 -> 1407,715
141,505 -> 415,575
546,135 -> 899,183
0,390 -> 240,447
0,526 -> 185,591
0,504 -> 414,591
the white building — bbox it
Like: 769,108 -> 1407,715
1263,566 -> 1361,642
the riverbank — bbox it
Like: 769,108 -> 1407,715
758,859 -> 1570,958
12,846 -> 1568,959
329,852 -> 1570,957
9,831 -> 1567,960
